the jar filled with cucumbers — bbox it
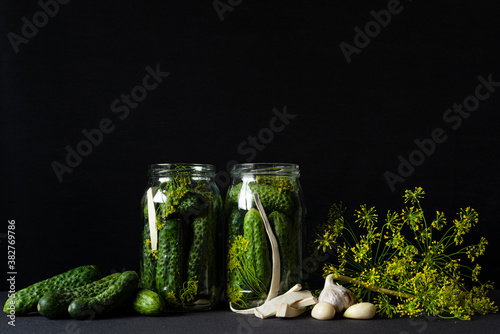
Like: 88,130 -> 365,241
225,163 -> 306,310
139,163 -> 223,311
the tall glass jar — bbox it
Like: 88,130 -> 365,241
225,163 -> 306,310
139,163 -> 223,311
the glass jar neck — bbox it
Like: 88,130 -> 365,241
148,163 -> 215,182
230,163 -> 300,178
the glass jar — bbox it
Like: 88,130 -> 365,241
139,163 -> 223,311
225,163 -> 306,310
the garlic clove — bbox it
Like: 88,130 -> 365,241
311,302 -> 336,320
343,302 -> 376,320
318,274 -> 354,313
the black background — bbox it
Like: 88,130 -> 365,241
1,0 -> 499,292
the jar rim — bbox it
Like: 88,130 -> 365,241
230,163 -> 300,176
148,163 -> 215,176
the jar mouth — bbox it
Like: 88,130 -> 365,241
149,163 -> 215,177
230,163 -> 300,176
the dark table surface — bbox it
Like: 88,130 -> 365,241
2,291 -> 500,334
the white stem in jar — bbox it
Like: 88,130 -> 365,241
147,187 -> 158,251
253,192 -> 281,303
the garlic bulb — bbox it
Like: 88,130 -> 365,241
318,274 -> 354,313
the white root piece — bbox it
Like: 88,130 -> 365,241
276,303 -> 307,318
254,290 -> 314,319
229,302 -> 257,314
253,193 -> 281,303
285,284 -> 303,294
289,296 -> 318,309
147,187 -> 158,251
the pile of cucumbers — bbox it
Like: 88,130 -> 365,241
2,264 -> 173,318
2,265 -> 147,319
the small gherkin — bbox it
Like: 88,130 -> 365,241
243,208 -> 272,292
187,215 -> 216,296
156,219 -> 183,301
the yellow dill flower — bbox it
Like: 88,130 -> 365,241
404,187 -> 425,204
385,257 -> 403,277
164,290 -> 179,306
472,264 -> 481,282
352,241 -> 370,264
354,204 -> 378,229
360,267 -> 380,287
431,211 -> 447,230
386,210 -> 402,232
402,206 -> 423,231
387,231 -> 405,249
477,237 -> 488,256
179,278 -> 198,303
316,230 -> 335,253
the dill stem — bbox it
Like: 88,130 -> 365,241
332,274 -> 413,299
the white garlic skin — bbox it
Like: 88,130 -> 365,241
311,302 -> 336,320
318,274 -> 355,313
343,302 -> 376,319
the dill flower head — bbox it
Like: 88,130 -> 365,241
403,187 -> 425,204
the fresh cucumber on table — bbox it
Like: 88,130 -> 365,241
37,273 -> 121,319
3,265 -> 102,316
68,271 -> 139,320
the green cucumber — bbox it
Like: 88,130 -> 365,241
139,223 -> 156,290
225,183 -> 242,213
68,271 -> 139,320
178,191 -> 209,217
268,211 -> 295,293
228,208 -> 244,243
178,193 -> 199,214
37,273 -> 121,319
133,289 -> 165,316
248,182 -> 294,214
3,265 -> 102,316
187,215 -> 216,296
243,208 -> 271,292
156,218 -> 183,303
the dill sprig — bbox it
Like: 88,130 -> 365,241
314,187 -> 497,320
227,235 -> 268,309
